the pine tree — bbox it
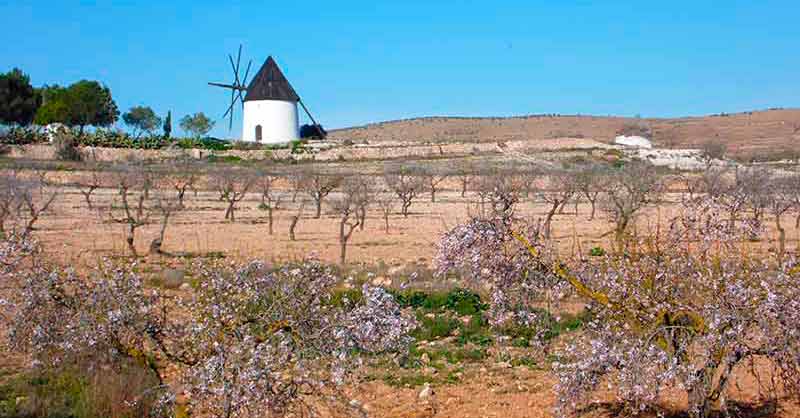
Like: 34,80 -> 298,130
163,110 -> 172,139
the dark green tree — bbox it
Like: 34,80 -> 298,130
179,112 -> 214,138
122,105 -> 161,138
163,110 -> 172,139
35,80 -> 119,133
0,68 -> 41,126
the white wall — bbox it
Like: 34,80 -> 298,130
242,100 -> 299,143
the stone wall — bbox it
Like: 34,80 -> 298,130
4,137 -> 611,164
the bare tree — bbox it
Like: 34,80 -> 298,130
0,170 -> 57,237
108,163 -> 153,257
257,172 -> 282,235
384,166 -> 425,218
165,157 -> 199,206
149,192 -> 183,256
766,175 -> 797,262
737,165 -> 772,224
211,167 -> 256,222
16,175 -> 58,237
350,174 -> 376,230
535,169 -> 577,239
77,166 -> 104,210
328,178 -> 365,264
600,162 -> 663,248
455,165 -> 473,198
288,200 -> 305,241
421,167 -> 449,203
374,192 -> 396,234
574,165 -> 604,220
298,168 -> 342,219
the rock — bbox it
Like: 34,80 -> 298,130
179,282 -> 192,291
349,399 -> 361,408
420,353 -> 430,364
494,361 -> 512,369
371,276 -> 391,287
162,268 -> 185,289
418,383 -> 433,399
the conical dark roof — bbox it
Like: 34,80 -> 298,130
244,56 -> 299,102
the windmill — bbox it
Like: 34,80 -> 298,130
208,45 -> 252,131
208,46 -> 326,142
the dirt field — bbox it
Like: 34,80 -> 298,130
34,184 -> 800,269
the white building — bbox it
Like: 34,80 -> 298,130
241,57 -> 300,143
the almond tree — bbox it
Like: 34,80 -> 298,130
5,253 -> 416,418
149,191 -> 183,256
211,167 -> 256,222
574,165 -> 604,220
76,165 -> 104,209
555,199 -> 800,418
165,157 -> 199,206
328,178 -> 364,265
535,169 -> 576,239
15,173 -> 58,237
108,163 -> 153,257
766,174 -> 799,261
375,192 -> 396,234
300,168 -> 342,219
438,196 -> 800,418
257,171 -> 282,235
599,162 -> 663,249
422,167 -> 450,203
289,200 -> 305,241
384,166 -> 425,217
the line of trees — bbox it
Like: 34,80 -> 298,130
0,67 -> 214,139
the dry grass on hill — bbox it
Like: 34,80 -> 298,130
330,108 -> 800,159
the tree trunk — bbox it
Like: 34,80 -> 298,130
359,206 -> 366,231
777,217 -> 786,263
289,216 -> 299,241
686,364 -> 717,418
544,202 -> 559,239
402,200 -> 411,217
268,207 -> 273,235
82,187 -> 96,209
384,213 -> 390,234
589,199 -> 596,220
430,187 -> 436,203
225,201 -> 235,222
460,179 -> 468,197
315,198 -> 322,219
339,219 -> 347,265
126,224 -> 138,257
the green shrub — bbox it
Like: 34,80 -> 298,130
590,246 -> 605,257
412,313 -> 459,341
456,314 -> 493,346
390,288 -> 488,314
445,289 -> 488,315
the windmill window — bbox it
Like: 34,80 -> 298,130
255,125 -> 263,142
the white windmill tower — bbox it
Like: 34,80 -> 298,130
209,46 -> 325,143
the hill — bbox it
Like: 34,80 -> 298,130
329,108 -> 800,160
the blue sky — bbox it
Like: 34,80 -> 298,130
2,1 -> 799,138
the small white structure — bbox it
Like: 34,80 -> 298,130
241,57 -> 300,143
614,135 -> 653,149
